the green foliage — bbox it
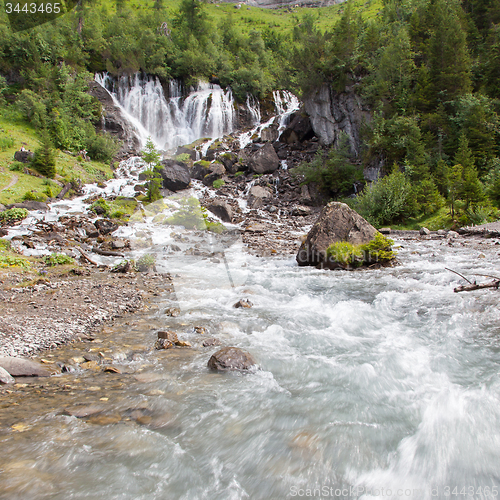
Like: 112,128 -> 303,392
326,232 -> 396,267
136,253 -> 156,271
44,253 -> 75,266
32,135 -> 56,178
9,162 -> 25,172
351,167 -> 417,226
212,179 -> 225,189
141,138 -> 163,202
0,208 -> 29,224
175,153 -> 191,162
90,198 -> 110,216
0,135 -> 14,151
294,133 -> 363,196
234,171 -> 245,177
0,254 -> 31,270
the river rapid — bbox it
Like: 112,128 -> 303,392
1,230 -> 500,500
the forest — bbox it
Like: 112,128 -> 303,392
0,0 -> 499,228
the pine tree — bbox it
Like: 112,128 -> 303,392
141,137 -> 163,203
32,135 -> 56,179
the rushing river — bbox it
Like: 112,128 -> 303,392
1,233 -> 500,499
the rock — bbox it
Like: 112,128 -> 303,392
379,228 -> 392,235
296,202 -> 377,267
8,201 -> 48,211
95,219 -> 118,235
419,227 -> 431,236
175,146 -> 197,161
157,330 -> 179,343
83,224 -> 99,238
447,231 -> 459,238
176,341 -> 192,347
218,153 -> 238,174
0,203 -> 5,211
248,185 -> 272,208
0,367 -> 15,384
14,150 -> 34,163
202,162 -> 226,186
303,84 -> 370,156
206,200 -> 233,223
248,143 -> 280,174
63,405 -> 104,418
300,185 -> 312,205
194,326 -> 207,335
233,299 -> 253,308
134,184 -> 146,193
437,229 -> 447,236
164,307 -> 180,317
155,338 -> 175,350
207,347 -> 256,371
291,205 -> 312,216
0,357 -> 50,377
111,239 -> 126,249
159,160 -> 191,191
261,122 -> 280,143
202,338 -> 222,347
279,113 -> 314,144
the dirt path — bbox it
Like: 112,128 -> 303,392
1,174 -> 18,192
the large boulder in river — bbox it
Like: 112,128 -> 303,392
159,160 -> 191,191
296,202 -> 377,267
7,201 -> 48,211
207,347 -> 256,371
0,357 -> 50,377
248,143 -> 280,174
206,199 -> 233,222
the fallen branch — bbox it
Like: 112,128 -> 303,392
454,280 -> 500,293
91,247 -> 125,257
445,267 -> 473,284
76,247 -> 99,266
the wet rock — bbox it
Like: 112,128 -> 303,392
419,227 -> 431,236
95,219 -> 118,235
157,330 -> 179,343
176,341 -> 192,347
14,150 -> 34,163
207,347 -> 256,371
102,366 -> 121,374
83,224 -> 99,238
202,337 -> 222,347
296,202 -> 377,267
111,239 -> 126,249
159,160 -> 191,191
206,200 -> 233,223
0,356 -> 50,377
83,353 -> 100,362
218,153 -> 238,174
233,299 -> 253,308
447,231 -> 459,238
202,162 -> 226,186
194,326 -> 207,335
63,405 -> 104,418
248,185 -> 272,209
248,143 -> 280,174
379,228 -> 392,235
155,338 -> 175,349
164,307 -> 180,317
261,122 -> 280,143
175,146 -> 197,161
0,366 -> 15,384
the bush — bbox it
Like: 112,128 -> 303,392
351,168 -> 417,226
0,135 -> 14,151
44,253 -> 75,266
0,208 -> 29,224
213,179 -> 225,189
136,253 -> 156,272
9,162 -> 25,172
86,134 -> 120,162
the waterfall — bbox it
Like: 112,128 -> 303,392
95,73 -> 301,153
95,73 -> 238,152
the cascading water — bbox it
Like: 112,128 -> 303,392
95,73 -> 239,152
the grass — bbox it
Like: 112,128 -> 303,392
0,107 -> 114,205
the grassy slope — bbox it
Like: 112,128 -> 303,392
0,109 -> 113,205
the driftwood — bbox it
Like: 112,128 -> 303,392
446,268 -> 500,293
56,182 -> 72,200
454,280 -> 500,293
76,247 -> 99,266
91,247 -> 125,257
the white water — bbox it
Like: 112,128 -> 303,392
2,234 -> 500,499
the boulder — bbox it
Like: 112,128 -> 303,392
0,367 -> 15,384
203,338 -> 222,347
261,122 -> 280,143
233,299 -> 253,308
95,219 -> 118,235
0,356 -> 51,377
218,153 -> 238,174
248,185 -> 272,209
159,160 -> 191,192
175,146 -> 197,161
207,347 -> 256,371
419,227 -> 431,236
14,150 -> 34,163
202,163 -> 226,186
296,202 -> 377,267
8,201 -> 48,211
291,205 -> 312,216
206,200 -> 233,223
248,143 -> 280,174
83,224 -> 99,238
279,113 -> 314,144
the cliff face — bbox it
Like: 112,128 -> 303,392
303,84 -> 370,158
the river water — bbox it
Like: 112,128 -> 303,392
1,231 -> 500,499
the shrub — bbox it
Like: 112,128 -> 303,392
213,179 -> 225,189
0,254 -> 31,269
0,208 -> 29,224
86,134 -> 120,162
136,253 -> 156,272
9,162 -> 25,172
90,198 -> 110,216
44,253 -> 75,266
0,136 -> 14,151
175,153 -> 191,162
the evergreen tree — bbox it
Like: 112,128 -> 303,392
32,135 -> 57,179
141,137 -> 163,203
